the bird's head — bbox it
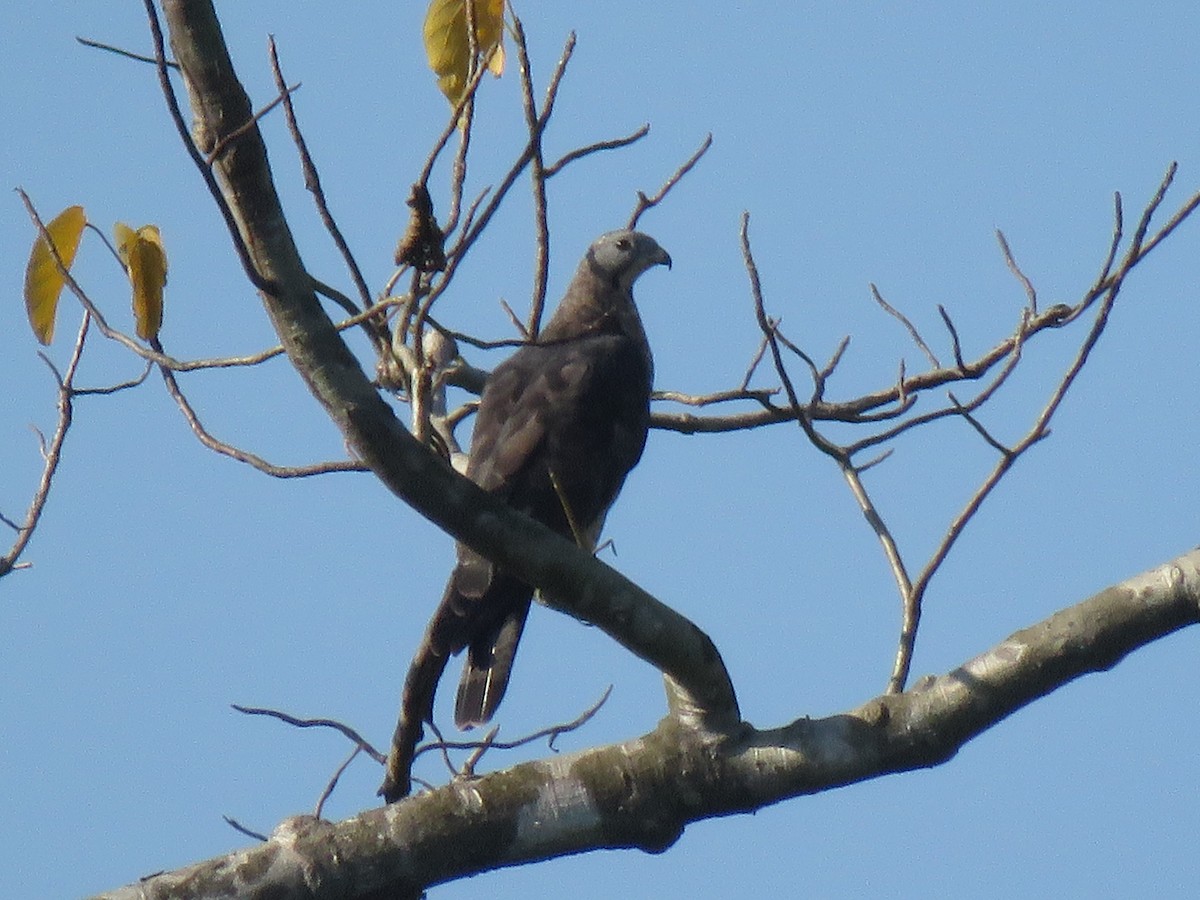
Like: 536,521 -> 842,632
586,230 -> 672,294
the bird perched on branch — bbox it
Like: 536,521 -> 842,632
381,229 -> 670,801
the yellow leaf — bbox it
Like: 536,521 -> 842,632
487,40 -> 505,78
115,222 -> 168,341
24,205 -> 87,345
423,0 -> 506,107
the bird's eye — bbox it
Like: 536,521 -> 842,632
615,237 -> 631,251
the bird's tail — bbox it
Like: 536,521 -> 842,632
454,598 -> 530,728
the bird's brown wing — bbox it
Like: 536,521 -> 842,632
451,333 -> 652,727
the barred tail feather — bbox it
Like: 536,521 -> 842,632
454,602 -> 529,728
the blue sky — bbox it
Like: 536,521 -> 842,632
3,3 -> 1199,897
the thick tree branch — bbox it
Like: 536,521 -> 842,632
93,549 -> 1200,898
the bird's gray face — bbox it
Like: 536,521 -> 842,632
587,230 -> 672,293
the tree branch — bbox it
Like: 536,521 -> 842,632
0,313 -> 89,578
93,549 -> 1200,899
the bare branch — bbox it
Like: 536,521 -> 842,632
449,31 -> 577,266
413,685 -> 613,762
155,350 -> 369,478
627,134 -> 713,230
76,35 -> 180,69
871,283 -> 941,368
995,229 -> 1038,313
544,125 -> 651,177
74,362 -> 154,396
937,304 -> 965,369
653,387 -> 779,408
884,171 -> 1193,693
499,298 -> 530,339
511,13 -> 552,338
268,36 -> 379,342
738,332 -> 771,391
771,325 -> 824,392
948,392 -> 1012,456
1,313 -> 90,578
231,705 -> 386,765
315,746 -> 362,819
743,214 -> 918,694
222,817 -> 268,843
204,81 -> 301,165
459,726 -> 500,781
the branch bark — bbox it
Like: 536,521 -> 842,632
93,548 -> 1200,898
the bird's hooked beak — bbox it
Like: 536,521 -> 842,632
655,246 -> 673,270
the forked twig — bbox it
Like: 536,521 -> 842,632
740,214 -> 916,645
1,314 -> 90,578
155,354 -> 369,478
886,163 -> 1200,692
411,685 -> 614,765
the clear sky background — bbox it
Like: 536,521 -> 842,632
3,3 -> 1199,897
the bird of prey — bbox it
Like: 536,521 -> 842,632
381,229 -> 670,801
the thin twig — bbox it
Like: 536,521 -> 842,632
231,705 -> 386,764
885,172 -> 1193,693
315,746 -> 361,819
76,35 -> 180,69
511,13 -> 552,337
222,817 -> 268,842
1,313 -> 90,578
205,82 -> 301,165
448,31 -> 577,266
742,214 -> 916,688
499,298 -> 530,339
948,393 -> 1012,456
460,726 -> 500,780
772,325 -> 824,393
845,314 -> 1028,455
156,355 -> 369,478
268,36 -> 379,341
426,719 -> 458,781
813,336 -> 851,401
311,277 -> 362,319
544,125 -> 651,177
738,333 -> 771,391
871,283 -> 941,368
937,304 -> 965,370
409,31 -> 578,351
412,685 -> 613,761
995,229 -> 1038,314
74,362 -> 153,396
653,387 -> 779,407
627,134 -> 713,230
